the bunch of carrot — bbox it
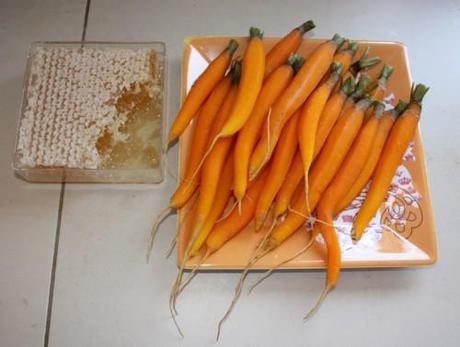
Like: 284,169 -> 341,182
149,20 -> 429,339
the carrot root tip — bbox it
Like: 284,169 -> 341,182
303,284 -> 333,321
146,207 -> 173,263
165,227 -> 180,259
249,236 -> 313,294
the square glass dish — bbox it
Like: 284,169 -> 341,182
177,36 -> 438,270
13,41 -> 166,183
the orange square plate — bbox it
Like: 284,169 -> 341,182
177,36 -> 437,270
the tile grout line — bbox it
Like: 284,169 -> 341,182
81,0 -> 92,42
43,1 -> 92,346
43,182 -> 65,347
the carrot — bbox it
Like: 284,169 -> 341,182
218,27 -> 265,137
169,71 -> 233,209
320,41 -> 358,85
146,64 -> 241,262
249,34 -> 345,177
170,138 -> 235,332
206,168 -> 269,253
254,110 -> 300,229
189,154 -> 234,256
269,96 -> 374,247
264,20 -> 315,78
168,39 -> 238,143
334,41 -> 358,74
335,100 -> 408,214
191,137 -> 235,242
298,62 -> 343,211
313,77 -> 355,158
352,84 -> 429,240
312,104 -> 387,296
181,74 -> 241,248
364,64 -> 395,119
274,150 -> 304,217
207,64 -> 241,142
304,210 -> 340,319
234,54 -> 304,203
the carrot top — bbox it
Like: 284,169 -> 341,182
226,39 -> 239,55
331,33 -> 346,48
287,53 -> 305,73
349,47 -> 381,76
348,41 -> 359,54
410,83 -> 429,107
394,99 -> 409,114
297,20 -> 316,34
230,60 -> 242,84
379,64 -> 395,81
329,61 -> 344,77
340,76 -> 356,96
350,74 -> 372,100
249,27 -> 264,39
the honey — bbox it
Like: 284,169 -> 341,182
14,42 -> 165,183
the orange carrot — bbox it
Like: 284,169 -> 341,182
334,41 -> 358,74
191,136 -> 234,240
249,34 -> 345,177
168,39 -> 238,143
313,77 -> 355,158
298,63 -> 343,211
206,168 -> 269,252
364,64 -> 394,119
187,79 -> 241,240
234,54 -> 303,203
335,100 -> 408,214
189,155 -> 234,256
254,111 -> 300,228
320,41 -> 358,85
274,150 -> 304,217
264,20 -> 315,78
219,27 -> 265,137
169,74 -> 233,209
305,209 -> 340,319
353,84 -> 428,240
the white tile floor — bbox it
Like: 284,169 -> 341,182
1,1 -> 460,346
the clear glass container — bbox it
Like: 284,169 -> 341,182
13,41 -> 166,183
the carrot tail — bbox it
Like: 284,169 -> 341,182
303,284 -> 333,321
216,223 -> 275,341
146,207 -> 173,262
165,227 -> 180,259
248,231 -> 315,294
169,264 -> 186,337
177,249 -> 211,295
171,211 -> 215,314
